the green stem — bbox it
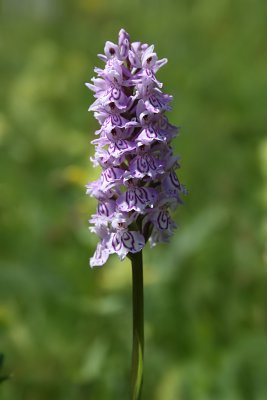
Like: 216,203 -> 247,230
130,251 -> 144,400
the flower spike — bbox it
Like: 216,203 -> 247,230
86,29 -> 185,268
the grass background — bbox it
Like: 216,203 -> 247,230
0,0 -> 267,398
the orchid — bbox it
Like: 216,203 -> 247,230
85,29 -> 186,400
86,29 -> 185,268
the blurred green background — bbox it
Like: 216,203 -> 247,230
0,0 -> 267,399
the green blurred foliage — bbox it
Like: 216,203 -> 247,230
0,0 -> 267,399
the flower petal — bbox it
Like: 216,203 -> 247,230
90,242 -> 110,268
117,187 -> 158,212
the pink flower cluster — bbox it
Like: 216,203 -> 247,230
86,29 -> 186,267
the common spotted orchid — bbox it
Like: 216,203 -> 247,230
86,29 -> 186,268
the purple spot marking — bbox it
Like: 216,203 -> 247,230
103,168 -> 116,182
149,95 -> 162,108
126,189 -> 137,207
112,234 -> 122,251
121,232 -> 135,251
137,157 -> 149,174
157,211 -> 169,230
111,88 -> 121,100
146,154 -> 157,170
111,114 -> 122,125
116,140 -> 128,150
146,126 -> 156,139
98,203 -> 109,216
170,170 -> 180,189
135,187 -> 150,203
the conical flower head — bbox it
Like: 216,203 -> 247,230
86,29 -> 186,267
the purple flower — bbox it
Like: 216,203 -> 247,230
108,230 -> 145,260
117,187 -> 158,213
86,29 -> 186,267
